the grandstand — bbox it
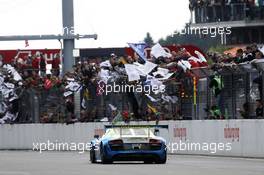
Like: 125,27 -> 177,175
189,0 -> 264,44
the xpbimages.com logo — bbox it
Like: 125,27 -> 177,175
166,140 -> 232,154
32,140 -> 99,154
97,81 -> 165,96
173,26 -> 232,38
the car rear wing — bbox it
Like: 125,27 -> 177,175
104,124 -> 169,138
105,124 -> 169,129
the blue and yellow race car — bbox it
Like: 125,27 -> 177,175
90,125 -> 167,164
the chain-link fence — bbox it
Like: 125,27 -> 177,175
2,66 -> 262,123
179,66 -> 261,120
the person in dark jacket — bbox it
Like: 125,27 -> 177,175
253,76 -> 263,101
65,96 -> 77,124
40,54 -> 46,77
241,46 -> 254,63
233,49 -> 244,64
256,99 -> 263,119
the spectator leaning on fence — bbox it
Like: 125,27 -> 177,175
39,54 -> 46,77
52,53 -> 60,77
1,43 -> 264,124
256,99 -> 263,119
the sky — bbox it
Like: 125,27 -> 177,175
0,0 -> 190,50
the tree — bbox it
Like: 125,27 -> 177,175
158,29 -> 221,51
144,32 -> 154,46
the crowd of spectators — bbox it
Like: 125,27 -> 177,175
190,0 -> 264,23
206,43 -> 264,119
0,52 -> 62,124
208,44 -> 264,64
0,43 -> 264,124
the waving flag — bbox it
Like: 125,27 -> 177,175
128,43 -> 147,63
151,43 -> 172,58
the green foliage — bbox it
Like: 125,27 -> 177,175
208,45 -> 231,53
158,30 -> 221,51
144,32 -> 154,46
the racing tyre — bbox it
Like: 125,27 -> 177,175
144,160 -> 154,164
100,143 -> 113,164
155,158 -> 167,164
155,153 -> 167,164
90,146 -> 96,163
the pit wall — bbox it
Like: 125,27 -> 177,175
0,120 -> 263,158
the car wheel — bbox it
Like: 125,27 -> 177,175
155,158 -> 167,164
90,146 -> 96,163
100,143 -> 112,164
155,153 -> 167,164
144,160 -> 154,164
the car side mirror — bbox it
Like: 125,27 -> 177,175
94,135 -> 100,139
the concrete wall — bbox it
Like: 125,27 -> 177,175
0,120 -> 263,158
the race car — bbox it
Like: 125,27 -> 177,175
90,125 -> 167,164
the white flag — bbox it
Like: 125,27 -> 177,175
125,64 -> 140,82
151,43 -> 172,58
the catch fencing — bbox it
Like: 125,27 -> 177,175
0,65 -> 262,123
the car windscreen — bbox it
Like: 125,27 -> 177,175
104,128 -> 154,137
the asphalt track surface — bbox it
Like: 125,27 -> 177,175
0,151 -> 263,175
